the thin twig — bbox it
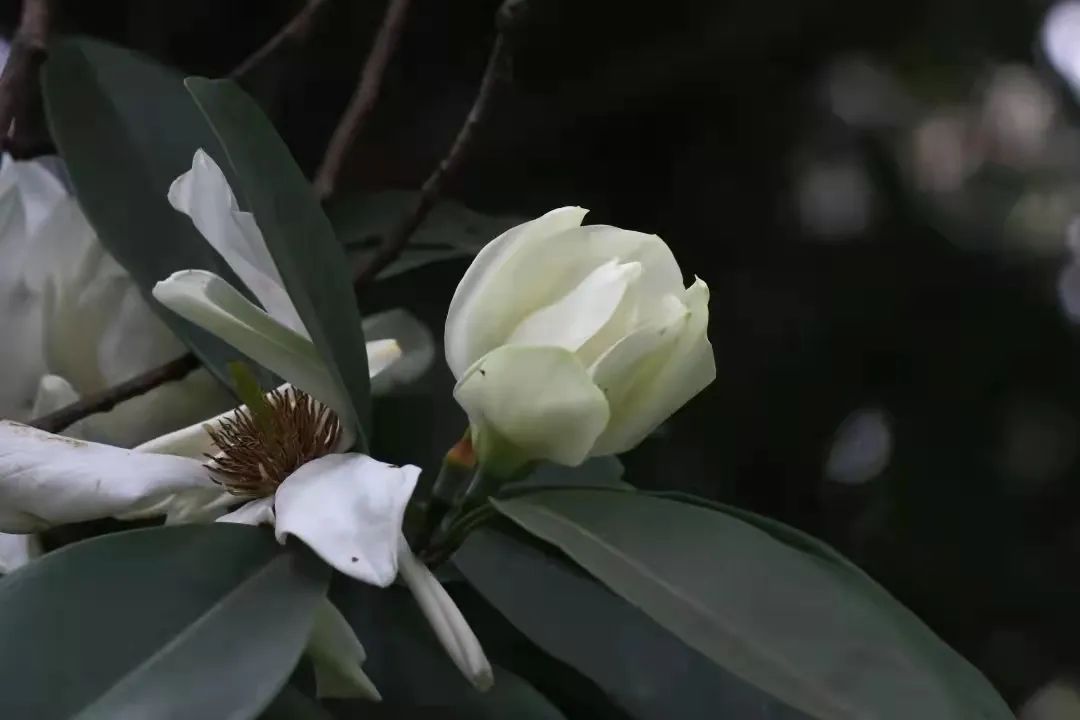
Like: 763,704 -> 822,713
313,0 -> 413,200
229,0 -> 329,79
0,0 -> 49,144
29,354 -> 200,434
352,32 -> 510,292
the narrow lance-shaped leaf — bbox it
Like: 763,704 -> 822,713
41,37 -> 267,387
185,77 -> 373,450
490,489 -> 1014,720
0,524 -> 329,720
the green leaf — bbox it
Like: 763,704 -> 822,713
454,527 -> 804,720
184,77 -> 373,450
0,524 -> 329,720
330,580 -> 566,718
505,456 -> 631,493
41,37 -> 262,387
260,686 -> 333,720
490,490 -> 1014,720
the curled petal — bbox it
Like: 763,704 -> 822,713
398,537 -> 493,691
307,598 -> 381,701
153,270 -> 341,416
591,278 -> 715,455
0,420 -> 214,532
454,345 -> 609,468
445,207 -> 588,377
506,259 -> 642,353
169,149 -> 306,335
273,453 -> 418,586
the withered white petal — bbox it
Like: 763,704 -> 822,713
0,420 -> 214,532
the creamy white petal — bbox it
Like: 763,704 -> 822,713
364,309 -> 434,394
0,531 -> 39,574
444,207 -> 588,377
453,345 -> 609,467
273,453 -> 418,586
398,537 -> 493,691
0,420 -> 215,532
575,224 -> 685,301
591,278 -> 715,455
587,293 -> 688,408
307,598 -> 381,701
153,270 -> 342,416
506,259 -> 642,352
366,339 -> 403,381
216,495 -> 275,526
169,150 -> 306,335
163,488 -> 237,524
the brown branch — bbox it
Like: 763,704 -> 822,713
313,0 -> 413,200
229,0 -> 329,79
29,354 -> 200,434
0,0 -> 50,144
352,32 -> 510,292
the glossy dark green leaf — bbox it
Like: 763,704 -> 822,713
41,37 -> 258,386
505,456 -> 631,493
261,686 -> 334,720
0,524 -> 328,720
490,490 -> 1014,720
185,77 -> 372,449
329,580 -> 564,718
454,526 -> 802,720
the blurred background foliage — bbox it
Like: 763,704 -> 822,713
7,0 -> 1080,710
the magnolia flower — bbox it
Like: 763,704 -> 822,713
157,149 -> 489,690
0,148 -> 490,694
445,206 -> 715,470
0,156 -> 233,444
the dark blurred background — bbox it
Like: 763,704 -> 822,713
10,0 -> 1080,712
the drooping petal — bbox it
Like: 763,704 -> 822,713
0,531 -> 39,574
364,309 -> 435,394
397,536 -> 493,691
216,495 -> 275,526
444,207 -> 588,377
591,278 -> 715,455
0,420 -> 215,532
272,453 -> 418,587
505,259 -> 642,352
453,345 -> 609,467
168,149 -> 306,335
153,269 -> 342,415
307,598 -> 381,701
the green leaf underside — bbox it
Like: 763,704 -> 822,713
41,37 -> 268,389
184,77 -> 373,451
0,524 -> 328,720
489,490 -> 1013,720
454,527 -> 806,720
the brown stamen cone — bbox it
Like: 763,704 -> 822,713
205,387 -> 342,497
